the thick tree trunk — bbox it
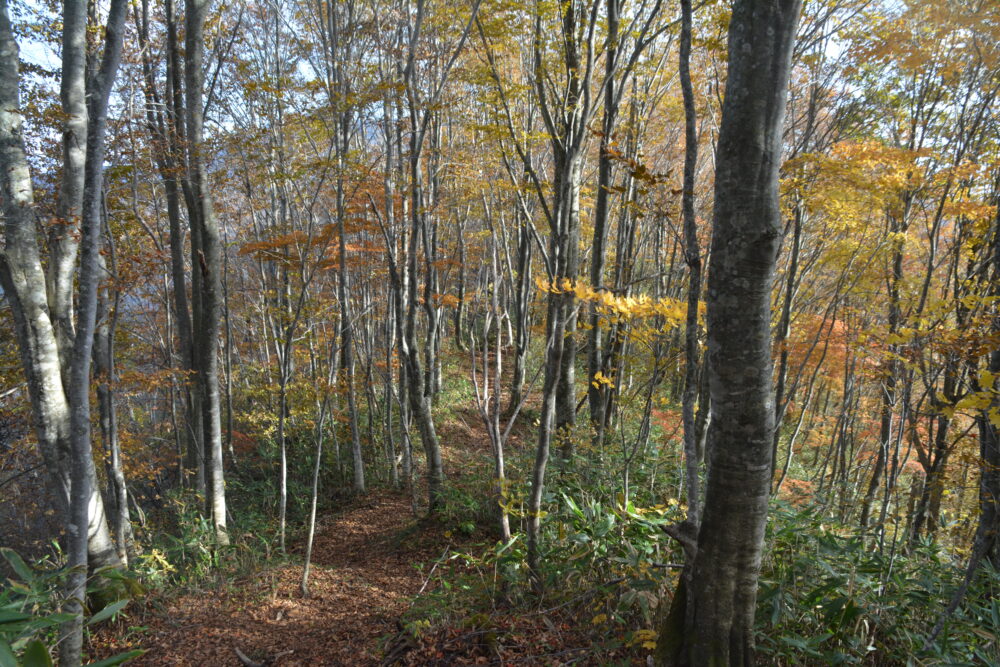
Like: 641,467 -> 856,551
657,1 -> 800,664
0,105 -> 119,567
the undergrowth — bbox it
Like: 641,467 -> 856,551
400,410 -> 999,666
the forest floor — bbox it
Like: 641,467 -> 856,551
92,389 -> 517,665
92,365 -> 638,666
95,489 -> 452,665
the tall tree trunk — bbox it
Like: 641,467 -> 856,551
403,139 -> 443,509
554,157 -> 583,455
0,0 -> 122,584
301,395 -> 330,597
136,0 -> 199,488
527,286 -> 565,589
505,218 -> 532,417
976,197 -> 1000,569
454,215 -> 467,351
657,1 -> 801,663
339,186 -> 365,493
277,365 -> 290,552
95,249 -> 134,565
586,0 -> 620,447
860,219 -> 904,534
48,0 -> 88,372
185,0 -> 228,545
771,204 -> 802,475
64,0 -> 128,660
678,0 -> 702,528
925,190 -> 1000,649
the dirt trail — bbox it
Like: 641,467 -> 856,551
105,492 -> 443,666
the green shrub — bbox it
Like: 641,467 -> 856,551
757,501 -> 999,665
0,548 -> 144,666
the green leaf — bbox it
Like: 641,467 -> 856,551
87,599 -> 129,626
1,549 -> 34,585
7,582 -> 32,597
42,613 -> 77,625
561,493 -> 585,520
0,611 -> 33,625
21,640 -> 52,667
494,535 -> 519,555
0,641 -> 18,667
86,649 -> 146,666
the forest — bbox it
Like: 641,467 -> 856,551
0,0 -> 998,664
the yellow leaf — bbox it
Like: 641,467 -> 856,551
979,370 -> 996,391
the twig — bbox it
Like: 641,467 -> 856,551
418,543 -> 452,595
661,520 -> 698,560
528,577 -> 627,617
0,383 -> 25,401
234,647 -> 263,667
0,463 -> 44,491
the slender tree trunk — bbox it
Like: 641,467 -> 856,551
337,160 -> 365,494
860,230 -> 903,535
136,0 -> 199,487
301,396 -> 329,597
586,0 -> 620,447
63,0 -> 128,660
95,250 -> 133,564
278,367 -> 289,552
506,219 -> 532,418
527,302 -> 562,589
554,157 -> 583,455
403,114 -> 444,512
185,0 -> 228,545
771,204 -> 802,474
925,200 -> 1000,648
678,0 -> 702,528
976,201 -> 1000,569
454,215 -> 467,351
48,0 -> 88,372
